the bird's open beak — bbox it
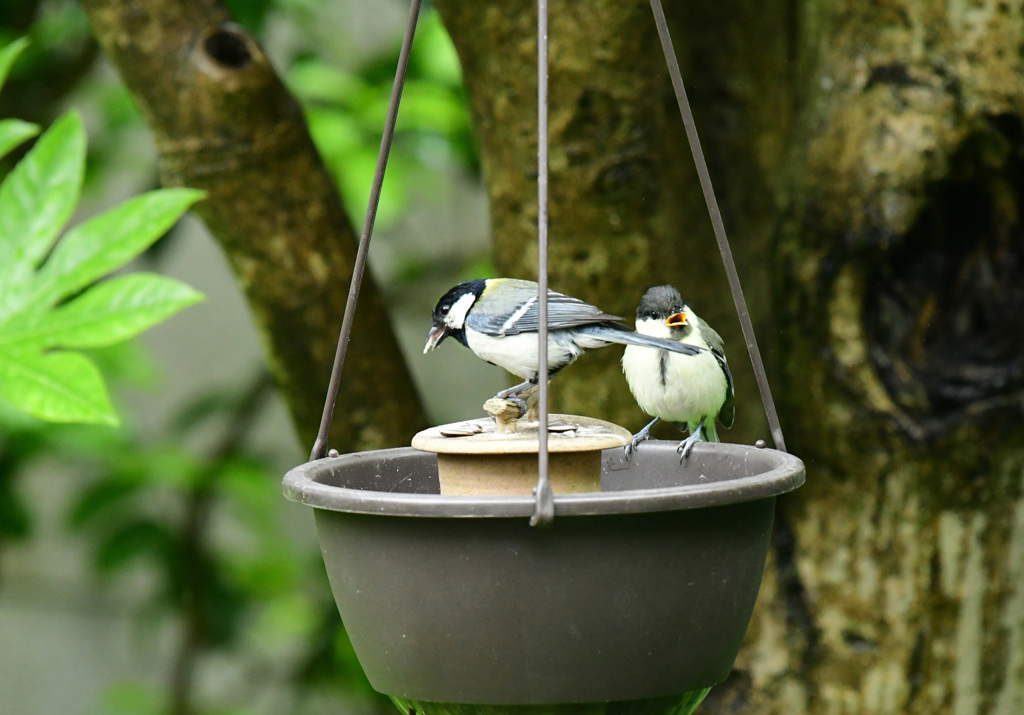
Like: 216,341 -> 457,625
424,325 -> 448,353
665,312 -> 687,327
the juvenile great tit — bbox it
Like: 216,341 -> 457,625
622,285 -> 734,459
424,278 -> 704,413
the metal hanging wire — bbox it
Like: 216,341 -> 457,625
648,0 -> 787,453
528,1 -> 788,520
310,0 -> 786,524
310,0 -> 422,462
532,0 -> 554,527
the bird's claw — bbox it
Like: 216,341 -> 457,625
495,381 -> 536,419
509,395 -> 529,418
623,440 -> 638,461
623,434 -> 648,461
624,418 -> 658,461
492,392 -> 527,418
675,433 -> 699,463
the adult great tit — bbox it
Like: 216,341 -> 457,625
622,285 -> 734,459
424,278 -> 704,413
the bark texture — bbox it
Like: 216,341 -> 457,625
79,0 -> 428,452
740,2 -> 1024,713
79,0 -> 1024,710
437,0 -> 1024,713
434,1 -> 772,444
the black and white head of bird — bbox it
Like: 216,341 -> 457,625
634,285 -> 694,340
424,279 -> 487,353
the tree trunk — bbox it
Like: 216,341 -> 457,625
81,0 -> 1024,709
79,0 -> 429,452
434,0 -> 772,443
437,1 -> 1024,713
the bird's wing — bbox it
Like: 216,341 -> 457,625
468,289 -> 622,336
582,324 -> 703,355
698,320 -> 735,429
716,350 -> 735,429
696,318 -> 726,354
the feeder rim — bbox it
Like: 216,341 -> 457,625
282,441 -> 804,519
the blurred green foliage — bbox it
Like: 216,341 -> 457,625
0,2 -> 480,714
288,8 -> 478,230
0,359 -> 388,713
0,112 -> 205,425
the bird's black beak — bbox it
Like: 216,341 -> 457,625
424,324 -> 449,353
665,312 -> 687,327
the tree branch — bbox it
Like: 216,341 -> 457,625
79,0 -> 429,452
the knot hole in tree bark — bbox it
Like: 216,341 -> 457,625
865,114 -> 1024,433
194,23 -> 265,88
203,24 -> 253,69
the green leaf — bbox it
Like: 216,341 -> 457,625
0,186 -> 201,425
101,682 -> 167,715
86,341 -> 161,389
0,60 -> 203,426
67,478 -> 141,530
399,82 -> 470,133
0,273 -> 204,349
0,112 -> 86,316
288,60 -> 365,104
0,119 -> 39,162
29,187 -> 205,310
0,37 -> 29,91
0,348 -> 118,425
254,591 -> 318,639
410,12 -> 463,86
138,444 -> 204,490
95,519 -> 175,573
217,455 -> 278,534
0,471 -> 32,540
169,390 -> 237,437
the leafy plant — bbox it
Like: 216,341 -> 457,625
287,9 -> 478,230
60,369 -> 390,715
0,39 -> 204,426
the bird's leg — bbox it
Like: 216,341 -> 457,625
496,379 -> 533,400
625,417 -> 661,459
676,416 -> 706,462
495,378 -> 537,418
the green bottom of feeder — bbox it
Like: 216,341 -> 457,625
390,689 -> 712,715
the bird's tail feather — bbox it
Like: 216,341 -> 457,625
580,324 -> 703,356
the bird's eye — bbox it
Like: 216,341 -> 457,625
647,311 -> 658,320
441,305 -> 450,315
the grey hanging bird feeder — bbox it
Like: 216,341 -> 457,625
284,1 -> 804,713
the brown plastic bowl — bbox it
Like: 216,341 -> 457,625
283,440 -> 804,706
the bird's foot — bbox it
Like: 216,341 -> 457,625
484,397 -> 524,433
624,432 -> 650,461
676,433 -> 700,462
624,418 -> 659,461
624,440 -> 638,461
494,381 -> 536,419
675,419 -> 705,463
508,394 -> 529,418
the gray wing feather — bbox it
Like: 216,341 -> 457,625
697,318 -> 735,429
467,286 -> 622,336
716,351 -> 735,428
582,325 -> 703,356
696,317 -> 726,355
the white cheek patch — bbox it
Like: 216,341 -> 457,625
447,292 -> 477,329
634,317 -> 672,339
